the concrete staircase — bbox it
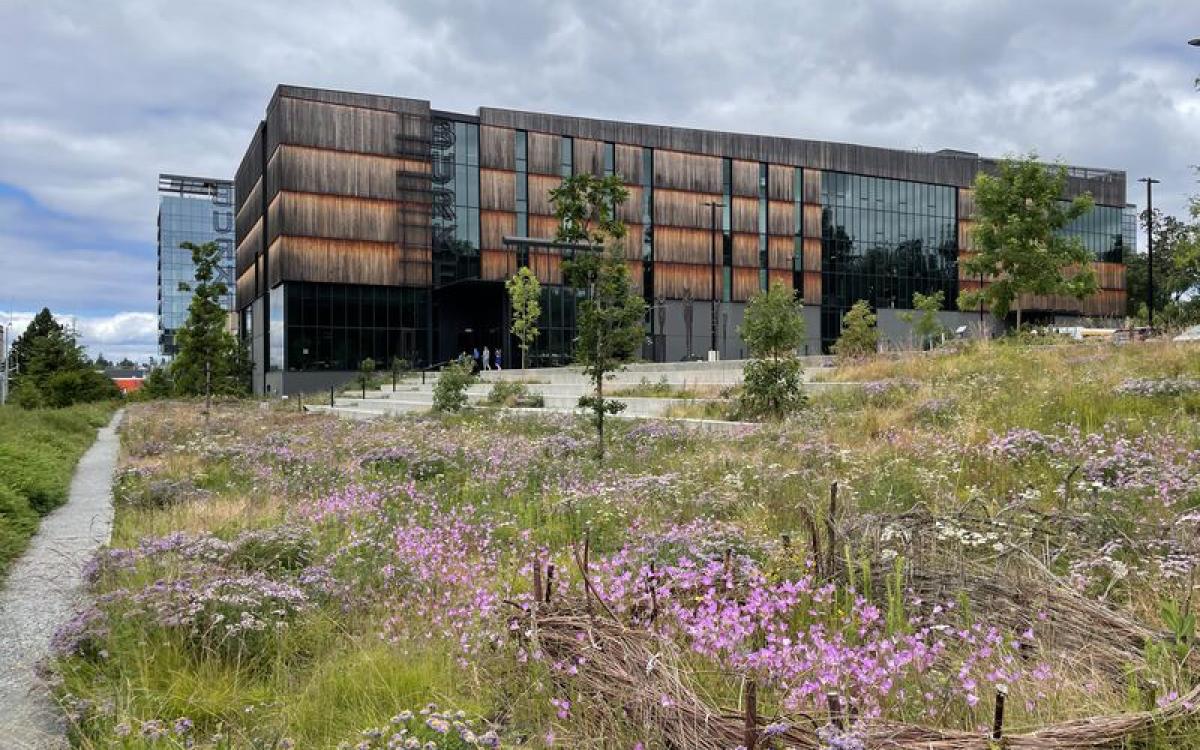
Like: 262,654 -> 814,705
305,357 -> 832,422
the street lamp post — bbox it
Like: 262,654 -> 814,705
703,200 -> 725,359
1138,177 -> 1160,331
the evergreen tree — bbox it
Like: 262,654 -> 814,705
9,309 -> 117,408
93,352 -> 112,369
958,153 -> 1097,329
9,308 -> 64,377
171,241 -> 249,399
506,266 -> 541,370
550,173 -> 646,462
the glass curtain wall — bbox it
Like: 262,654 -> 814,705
283,282 -> 430,371
820,172 -> 958,350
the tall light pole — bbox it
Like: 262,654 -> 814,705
1138,177 -> 1160,330
703,200 -> 725,358
0,323 -> 7,406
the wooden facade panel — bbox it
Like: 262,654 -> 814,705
528,251 -> 562,285
479,107 -> 1126,206
528,214 -> 560,241
574,138 -> 604,177
733,267 -> 760,301
768,164 -> 794,201
802,238 -> 822,272
655,262 -> 718,300
733,233 -> 758,267
270,97 -> 425,159
654,150 -> 722,193
236,267 -> 256,309
480,169 -> 516,211
732,160 -> 759,197
619,224 -> 643,260
652,226 -> 715,264
273,144 -> 429,202
1018,290 -> 1125,317
617,186 -> 644,224
236,219 -> 263,277
803,204 -> 823,238
480,125 -> 515,170
615,144 -> 642,183
1095,261 -> 1126,290
958,188 -> 976,220
769,269 -> 792,292
768,200 -> 794,236
528,132 -> 560,175
236,176 -> 262,242
270,191 -> 411,245
528,174 -> 562,216
625,260 -> 644,296
481,249 -> 516,281
768,235 -> 794,270
732,196 -> 758,233
272,236 -> 430,288
653,188 -> 723,229
802,271 -> 821,305
958,219 -> 976,252
481,210 -> 516,251
803,169 -> 822,204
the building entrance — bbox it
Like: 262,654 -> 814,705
433,281 -> 507,364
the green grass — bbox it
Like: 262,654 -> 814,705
0,402 -> 115,576
47,341 -> 1200,748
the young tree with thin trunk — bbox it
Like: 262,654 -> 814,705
506,266 -> 541,370
737,282 -> 807,420
172,241 -> 249,400
550,173 -> 646,462
958,153 -> 1097,330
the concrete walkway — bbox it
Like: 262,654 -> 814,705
0,409 -> 123,749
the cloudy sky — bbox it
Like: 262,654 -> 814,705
1,1 -> 1198,361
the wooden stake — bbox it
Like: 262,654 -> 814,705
992,685 -> 1008,740
826,692 -> 844,730
544,564 -> 555,604
533,558 -> 544,604
743,679 -> 758,750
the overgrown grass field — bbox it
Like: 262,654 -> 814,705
0,402 -> 115,575
49,341 -> 1200,748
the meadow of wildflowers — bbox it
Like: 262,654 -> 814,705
48,340 -> 1200,748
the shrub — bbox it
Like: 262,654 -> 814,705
0,484 -> 37,569
433,360 -> 476,413
737,357 -> 806,421
832,300 -> 879,360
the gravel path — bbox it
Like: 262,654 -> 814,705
0,409 -> 123,749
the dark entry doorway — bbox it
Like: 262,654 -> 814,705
433,280 -> 507,364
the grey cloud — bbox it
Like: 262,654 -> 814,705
0,0 -> 1198,326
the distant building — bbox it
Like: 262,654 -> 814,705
103,367 -> 146,394
157,174 -> 236,357
234,85 -> 1133,395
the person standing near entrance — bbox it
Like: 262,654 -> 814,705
472,347 -> 481,373
482,346 -> 491,371
495,348 -> 502,370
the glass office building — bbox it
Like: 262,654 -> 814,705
234,86 -> 1130,394
157,174 -> 236,356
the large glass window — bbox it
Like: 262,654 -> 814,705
268,284 -> 284,371
432,118 -> 480,285
283,282 -> 430,371
515,130 -> 528,238
1061,203 -> 1130,263
820,172 -> 958,350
